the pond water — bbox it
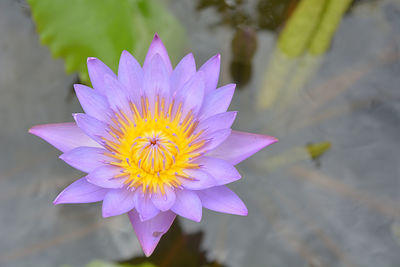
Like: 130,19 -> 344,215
1,0 -> 400,266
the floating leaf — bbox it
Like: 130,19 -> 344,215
308,0 -> 352,55
306,141 -> 331,160
28,0 -> 185,84
278,0 -> 327,57
278,0 -> 351,57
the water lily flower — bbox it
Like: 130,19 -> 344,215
29,34 -> 277,256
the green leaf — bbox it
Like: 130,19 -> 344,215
278,0 -> 327,58
28,0 -> 186,84
305,141 -> 331,160
308,0 -> 352,55
278,0 -> 352,57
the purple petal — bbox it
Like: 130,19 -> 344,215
207,130 -> 278,165
174,71 -> 205,116
200,129 -> 232,152
86,165 -> 125,189
74,113 -> 112,145
171,190 -> 202,222
179,169 -> 216,190
197,186 -> 248,216
74,84 -> 112,123
87,57 -> 116,95
151,186 -> 176,212
198,83 -> 235,120
143,33 -> 172,74
143,53 -> 170,109
170,53 -> 196,94
59,147 -> 112,173
194,156 -> 241,185
199,54 -> 220,94
102,188 -> 136,217
103,74 -> 132,117
134,190 -> 160,221
128,209 -> 176,257
29,122 -> 99,152
196,111 -> 237,134
118,50 -> 143,106
53,177 -> 108,205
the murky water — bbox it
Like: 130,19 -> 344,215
1,0 -> 400,266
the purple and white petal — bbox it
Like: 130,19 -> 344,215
29,122 -> 99,152
174,71 -> 205,117
118,50 -> 143,105
74,84 -> 112,122
199,54 -> 220,94
198,83 -> 235,120
207,130 -> 278,165
128,209 -> 176,256
143,34 -> 172,74
134,190 -> 160,221
170,53 -> 196,94
171,190 -> 202,222
73,113 -> 113,145
194,156 -> 241,185
60,146 -> 112,173
87,57 -> 116,95
102,188 -> 136,217
200,128 -> 232,152
143,53 -> 170,108
53,177 -> 108,205
196,111 -> 237,134
197,186 -> 248,216
151,185 -> 176,212
179,169 -> 216,190
86,165 -> 125,188
103,74 -> 132,116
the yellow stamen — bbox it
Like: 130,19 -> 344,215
104,96 -> 204,194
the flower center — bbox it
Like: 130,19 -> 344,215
104,96 -> 205,194
129,130 -> 179,174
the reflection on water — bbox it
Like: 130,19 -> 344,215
197,0 -> 294,86
120,220 -> 225,267
197,0 -> 374,87
230,26 -> 257,86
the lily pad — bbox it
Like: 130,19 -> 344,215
28,0 -> 186,84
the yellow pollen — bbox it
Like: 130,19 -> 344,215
104,96 -> 204,194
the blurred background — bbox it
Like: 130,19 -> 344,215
1,0 -> 400,266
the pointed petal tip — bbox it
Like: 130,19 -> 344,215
192,214 -> 202,222
264,135 -> 279,146
101,209 -> 113,218
53,193 -> 65,205
231,111 -> 238,120
120,50 -> 132,58
143,246 -> 156,257
28,124 -> 49,136
87,57 -> 97,63
238,205 -> 248,216
28,126 -> 36,135
128,210 -> 176,257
